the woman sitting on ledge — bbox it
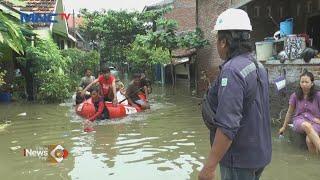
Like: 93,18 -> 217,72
279,71 -> 320,154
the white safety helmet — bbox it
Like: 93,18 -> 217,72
214,8 -> 252,31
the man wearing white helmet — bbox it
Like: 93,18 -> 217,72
199,9 -> 271,180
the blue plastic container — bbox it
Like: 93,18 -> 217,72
280,18 -> 293,37
0,92 -> 12,102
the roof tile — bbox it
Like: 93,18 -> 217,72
20,0 -> 56,13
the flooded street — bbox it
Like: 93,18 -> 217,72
0,85 -> 319,180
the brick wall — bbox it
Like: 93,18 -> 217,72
196,0 -> 231,94
165,0 -> 196,32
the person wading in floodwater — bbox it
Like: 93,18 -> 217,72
199,8 -> 272,180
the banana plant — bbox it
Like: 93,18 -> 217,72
0,11 -> 26,54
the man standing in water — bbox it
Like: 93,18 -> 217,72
199,9 -> 272,180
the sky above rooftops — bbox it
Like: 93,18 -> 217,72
64,0 -> 163,14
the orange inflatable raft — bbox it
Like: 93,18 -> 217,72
76,94 -> 146,120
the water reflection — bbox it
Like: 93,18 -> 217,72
0,103 -> 75,180
67,87 -> 206,179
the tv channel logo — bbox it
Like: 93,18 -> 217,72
23,144 -> 69,163
20,12 -> 71,24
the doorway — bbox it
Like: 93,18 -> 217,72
307,15 -> 320,49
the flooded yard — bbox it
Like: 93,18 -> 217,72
0,85 -> 319,180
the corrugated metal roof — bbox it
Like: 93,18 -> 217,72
172,48 -> 196,58
231,0 -> 254,8
143,0 -> 174,11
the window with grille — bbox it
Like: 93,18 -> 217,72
266,6 -> 271,17
307,1 -> 312,13
279,7 -> 284,18
254,6 -> 260,17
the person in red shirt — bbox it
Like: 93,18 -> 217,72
82,67 -> 118,105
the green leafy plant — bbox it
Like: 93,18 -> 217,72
0,11 -> 26,54
178,28 -> 209,49
17,39 -> 101,103
61,48 -> 99,81
37,72 -> 72,103
127,16 -> 208,86
127,36 -> 171,66
79,9 -> 148,64
24,40 -> 66,73
18,40 -> 72,102
79,7 -> 209,85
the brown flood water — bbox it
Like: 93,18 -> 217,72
0,85 -> 319,180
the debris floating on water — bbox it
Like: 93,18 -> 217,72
62,132 -> 70,137
17,112 -> 27,116
10,146 -> 21,151
59,103 -> 66,106
0,123 -> 9,131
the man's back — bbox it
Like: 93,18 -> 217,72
211,53 -> 272,169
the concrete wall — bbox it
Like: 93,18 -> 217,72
264,58 -> 320,85
175,63 -> 190,86
175,63 -> 189,75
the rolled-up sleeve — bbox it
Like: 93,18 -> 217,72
289,93 -> 296,106
214,68 -> 245,140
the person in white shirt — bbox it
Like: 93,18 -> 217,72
116,81 -> 128,105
